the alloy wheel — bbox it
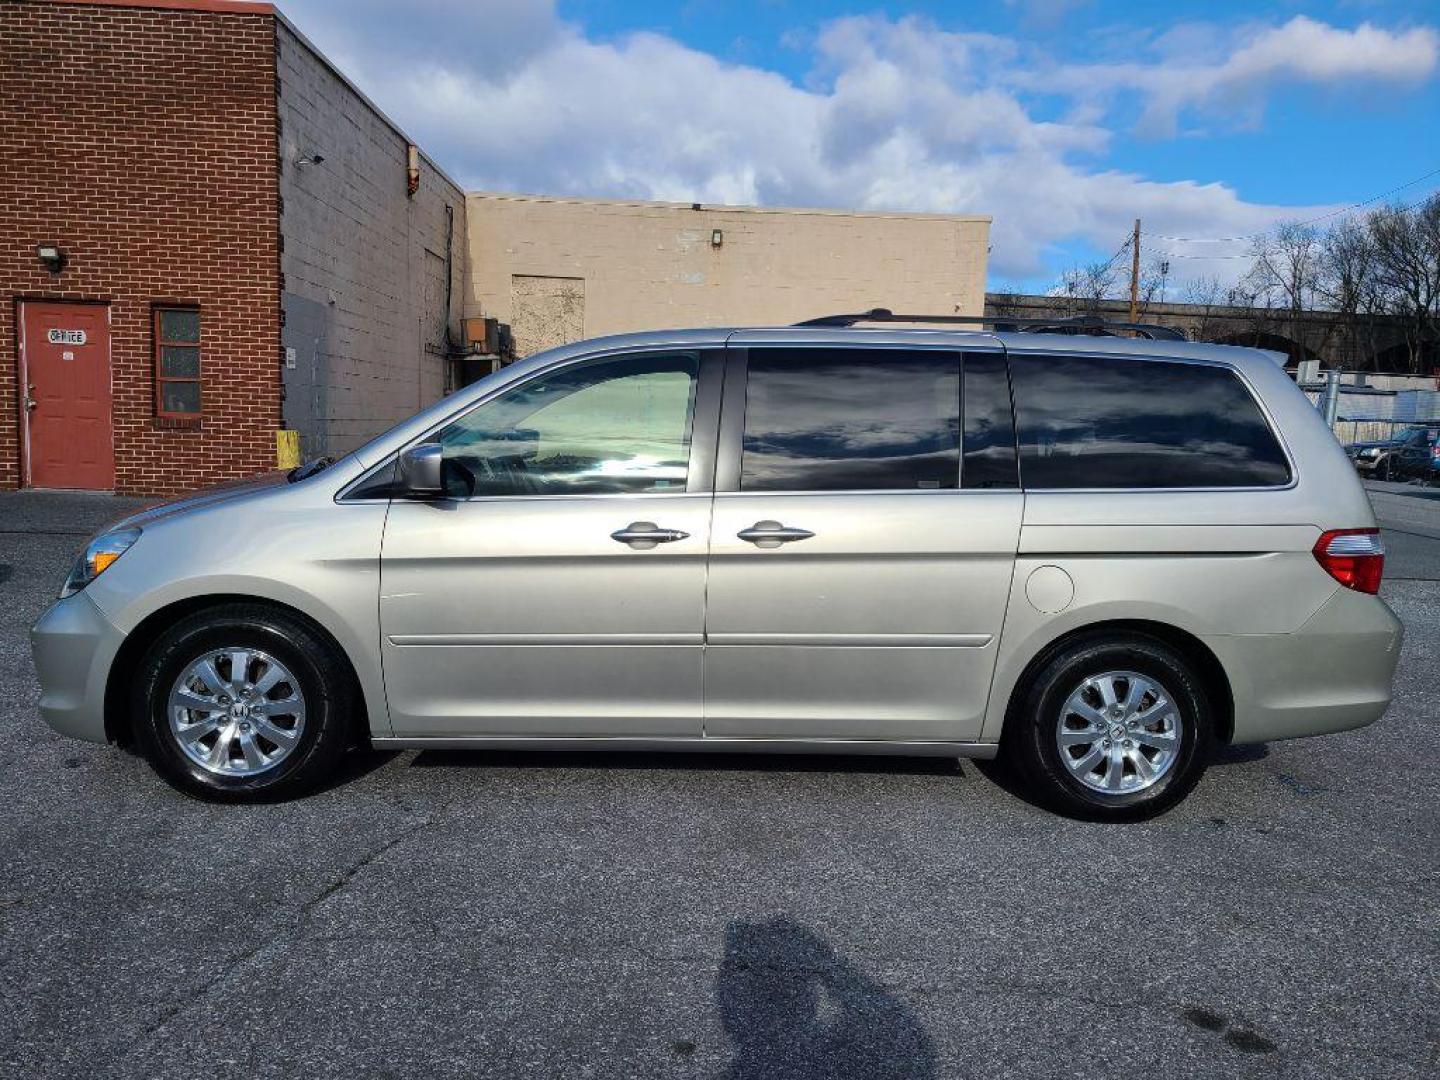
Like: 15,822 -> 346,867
1055,670 -> 1182,795
167,648 -> 307,777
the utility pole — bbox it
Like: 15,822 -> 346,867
1128,218 -> 1141,322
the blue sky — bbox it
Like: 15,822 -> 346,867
566,0 -> 1440,202
281,0 -> 1440,293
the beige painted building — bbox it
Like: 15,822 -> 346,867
465,193 -> 991,357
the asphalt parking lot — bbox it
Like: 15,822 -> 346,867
1,483 -> 1437,1080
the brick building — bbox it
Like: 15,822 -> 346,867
3,0 -> 993,496
1,0 -> 464,495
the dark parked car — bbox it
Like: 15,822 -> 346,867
1389,426 -> 1440,482
1345,425 -> 1432,478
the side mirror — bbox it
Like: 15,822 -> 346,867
398,443 -> 443,496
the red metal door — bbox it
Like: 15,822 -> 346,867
20,301 -> 114,490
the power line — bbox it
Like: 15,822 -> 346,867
1291,167 -> 1440,227
1152,251 -> 1253,260
1151,165 -> 1440,245
1150,234 -> 1252,243
1096,235 -> 1131,271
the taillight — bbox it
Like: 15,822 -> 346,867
1313,528 -> 1384,594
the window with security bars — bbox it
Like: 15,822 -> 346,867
154,307 -> 202,417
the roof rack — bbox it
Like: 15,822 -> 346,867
792,308 -> 1187,341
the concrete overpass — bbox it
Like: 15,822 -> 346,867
984,293 -> 1430,373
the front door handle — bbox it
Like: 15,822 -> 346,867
610,521 -> 691,549
737,520 -> 815,548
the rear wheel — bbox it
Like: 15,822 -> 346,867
132,604 -> 355,802
1004,634 -> 1214,821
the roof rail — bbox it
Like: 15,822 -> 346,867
792,308 -> 1187,341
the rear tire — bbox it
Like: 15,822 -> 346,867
132,604 -> 355,802
1003,634 -> 1214,821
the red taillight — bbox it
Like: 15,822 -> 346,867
1313,528 -> 1384,594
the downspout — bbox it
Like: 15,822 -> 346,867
444,203 -> 455,393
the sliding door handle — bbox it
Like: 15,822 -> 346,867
611,521 -> 690,549
737,520 -> 815,548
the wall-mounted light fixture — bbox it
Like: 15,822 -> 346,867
295,152 -> 325,168
711,229 -> 724,249
36,244 -> 66,274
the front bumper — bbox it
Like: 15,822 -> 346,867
1204,586 -> 1403,744
30,591 -> 127,744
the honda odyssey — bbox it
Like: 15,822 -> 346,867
30,313 -> 1403,819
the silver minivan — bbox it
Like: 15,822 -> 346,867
30,315 -> 1403,819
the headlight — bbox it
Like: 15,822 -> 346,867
61,527 -> 141,599
1361,448 -> 1381,458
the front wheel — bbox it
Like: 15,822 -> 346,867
1003,634 -> 1214,821
131,604 -> 356,802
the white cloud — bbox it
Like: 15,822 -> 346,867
277,2 -> 1439,285
1033,16 -> 1439,136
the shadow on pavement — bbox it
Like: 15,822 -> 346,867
1210,741 -> 1269,766
972,738 -> 1269,815
717,915 -> 936,1080
408,748 -> 963,778
313,747 -> 403,793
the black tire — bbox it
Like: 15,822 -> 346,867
131,603 -> 356,802
1003,633 -> 1214,822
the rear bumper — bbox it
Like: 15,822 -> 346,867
29,592 -> 126,744
1204,586 -> 1403,744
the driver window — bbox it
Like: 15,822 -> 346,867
436,352 -> 699,497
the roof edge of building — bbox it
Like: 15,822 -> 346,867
467,190 -> 992,224
33,0 -> 276,15
271,10 -> 467,196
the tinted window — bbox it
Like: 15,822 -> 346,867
962,352 -> 1018,489
740,348 -> 960,492
437,352 -> 697,497
1010,354 -> 1291,489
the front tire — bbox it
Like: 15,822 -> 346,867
132,604 -> 355,802
1003,634 -> 1214,821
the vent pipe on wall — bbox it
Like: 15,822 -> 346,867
406,144 -> 420,197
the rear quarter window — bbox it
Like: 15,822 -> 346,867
1010,354 -> 1291,489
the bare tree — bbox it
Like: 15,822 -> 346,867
1055,259 -> 1119,314
1366,195 -> 1440,373
1183,276 -> 1227,341
1013,204 -> 1439,370
1136,255 -> 1170,311
1242,221 -> 1323,359
1317,216 -> 1377,369
1247,221 -> 1322,313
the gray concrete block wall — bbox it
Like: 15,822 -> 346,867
276,21 -> 465,458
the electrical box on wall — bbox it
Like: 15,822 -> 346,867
463,317 -> 500,354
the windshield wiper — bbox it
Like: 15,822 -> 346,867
287,456 -> 334,482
